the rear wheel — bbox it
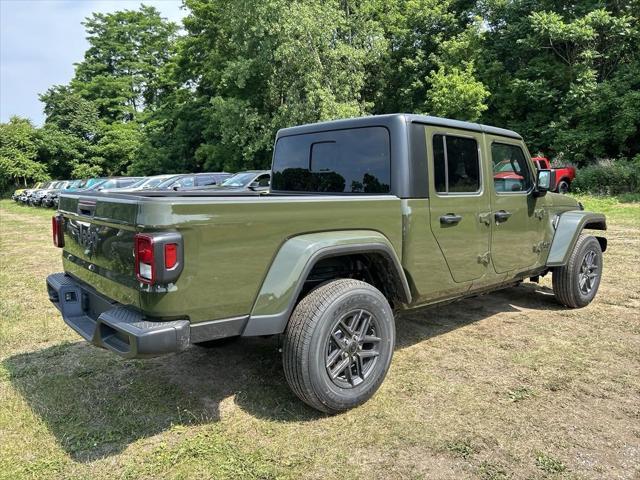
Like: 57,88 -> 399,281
552,235 -> 602,308
557,179 -> 570,194
283,279 -> 395,413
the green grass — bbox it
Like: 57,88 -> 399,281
1,198 -> 639,479
569,193 -> 640,225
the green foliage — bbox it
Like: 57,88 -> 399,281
535,452 -> 566,474
426,65 -> 489,120
572,157 -> 640,195
0,117 -> 49,192
477,1 -> 640,165
2,1 -> 639,184
72,5 -> 178,122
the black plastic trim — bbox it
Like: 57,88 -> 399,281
47,272 -> 189,359
243,243 -> 411,337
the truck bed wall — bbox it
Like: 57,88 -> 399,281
135,195 -> 403,323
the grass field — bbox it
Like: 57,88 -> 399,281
0,197 -> 638,479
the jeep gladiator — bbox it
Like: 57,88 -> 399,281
47,114 -> 607,413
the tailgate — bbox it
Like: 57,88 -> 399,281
58,194 -> 140,308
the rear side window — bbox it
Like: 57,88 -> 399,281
433,134 -> 480,194
271,127 -> 391,193
196,174 -> 216,186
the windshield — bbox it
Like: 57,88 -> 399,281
157,175 -> 191,188
85,178 -> 106,188
221,172 -> 256,187
85,179 -> 108,191
139,176 -> 171,189
126,178 -> 149,189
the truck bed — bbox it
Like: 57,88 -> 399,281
57,191 -> 403,323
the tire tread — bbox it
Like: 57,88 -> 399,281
283,279 -> 391,413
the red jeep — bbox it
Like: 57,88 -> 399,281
532,157 -> 576,194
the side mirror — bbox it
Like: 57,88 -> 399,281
534,169 -> 556,197
248,181 -> 259,190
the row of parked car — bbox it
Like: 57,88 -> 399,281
12,170 -> 272,208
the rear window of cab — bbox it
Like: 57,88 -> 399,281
271,127 -> 391,194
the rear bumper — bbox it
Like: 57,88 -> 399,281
46,272 -> 190,359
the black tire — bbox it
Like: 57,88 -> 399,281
552,235 -> 603,308
557,179 -> 570,194
192,336 -> 239,348
283,279 -> 395,413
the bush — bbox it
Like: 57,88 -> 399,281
572,156 -> 640,195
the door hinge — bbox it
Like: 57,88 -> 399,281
534,208 -> 545,220
478,212 -> 492,226
477,251 -> 491,265
533,241 -> 550,253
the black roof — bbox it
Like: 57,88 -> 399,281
276,113 -> 522,140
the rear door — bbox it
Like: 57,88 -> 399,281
487,136 -> 546,273
427,127 -> 491,283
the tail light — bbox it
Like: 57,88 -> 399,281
135,234 -> 155,284
164,243 -> 178,269
134,233 -> 183,285
52,215 -> 65,248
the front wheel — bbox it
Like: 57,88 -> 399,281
283,279 -> 395,413
552,235 -> 603,308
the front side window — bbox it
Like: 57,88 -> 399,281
491,143 -> 533,193
256,174 -> 270,187
433,134 -> 481,194
272,127 -> 391,194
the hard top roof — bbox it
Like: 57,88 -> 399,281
276,113 -> 522,140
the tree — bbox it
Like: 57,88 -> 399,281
0,117 -> 49,190
133,0 -> 387,174
72,5 -> 179,122
426,65 -> 489,121
476,0 -> 640,164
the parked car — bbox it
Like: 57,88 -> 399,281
85,177 -> 143,192
12,182 -> 43,201
192,170 -> 271,192
532,157 -> 576,194
114,174 -> 178,192
155,172 -> 233,190
19,181 -> 52,204
84,178 -> 108,190
42,180 -> 87,208
31,181 -> 69,206
48,114 -> 607,413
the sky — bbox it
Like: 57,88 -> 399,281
0,0 -> 186,125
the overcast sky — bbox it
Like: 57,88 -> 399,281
0,0 -> 186,125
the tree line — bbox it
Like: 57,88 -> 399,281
1,0 -> 638,191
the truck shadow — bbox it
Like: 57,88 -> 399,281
3,283 -> 562,462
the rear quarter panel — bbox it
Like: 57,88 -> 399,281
137,196 -> 402,322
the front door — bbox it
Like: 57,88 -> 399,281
487,136 -> 545,273
427,127 -> 492,283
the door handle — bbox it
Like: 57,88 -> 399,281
494,210 -> 512,223
440,213 -> 463,225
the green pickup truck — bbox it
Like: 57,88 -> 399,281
47,114 -> 607,413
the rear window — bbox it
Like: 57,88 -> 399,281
271,127 -> 391,193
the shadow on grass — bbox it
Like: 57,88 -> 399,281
3,282 -> 562,462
